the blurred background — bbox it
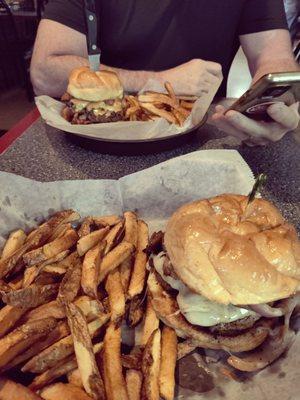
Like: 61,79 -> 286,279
0,0 -> 299,135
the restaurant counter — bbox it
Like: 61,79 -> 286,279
0,117 -> 299,231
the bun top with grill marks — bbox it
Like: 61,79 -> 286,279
164,194 -> 300,305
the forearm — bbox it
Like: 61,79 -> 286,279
31,54 -> 89,97
31,56 -> 158,97
102,64 -> 158,93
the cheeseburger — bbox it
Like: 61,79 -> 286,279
61,67 -> 124,124
148,194 -> 300,371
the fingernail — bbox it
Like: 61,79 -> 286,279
226,111 -> 238,120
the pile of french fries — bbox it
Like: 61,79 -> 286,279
0,209 -> 195,400
124,82 -> 197,126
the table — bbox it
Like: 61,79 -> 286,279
0,110 -> 299,231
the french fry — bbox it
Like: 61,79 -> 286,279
66,303 -> 105,400
2,283 -> 59,308
0,210 -> 75,278
8,274 -> 23,290
142,329 -> 161,400
140,103 -> 176,124
119,256 -> 133,294
42,264 -> 67,275
121,348 -> 143,370
164,82 -> 178,104
180,100 -> 194,110
0,279 -> 12,293
57,260 -> 82,305
0,317 -> 56,369
103,322 -> 129,400
119,212 -> 138,293
30,355 -> 77,391
104,221 -> 125,254
34,273 -> 57,286
93,215 -> 121,227
138,93 -> 178,110
60,251 -> 80,268
22,300 -> 65,323
0,305 -> 28,338
126,370 -> 143,400
40,383 -> 93,400
142,297 -> 159,346
23,250 -> 70,288
126,95 -> 140,108
123,212 -> 138,246
67,368 -> 83,388
127,293 -> 145,328
27,211 -> 80,243
23,266 -> 40,288
74,295 -> 104,321
22,315 -> 109,373
128,220 -> 149,299
1,229 -> 27,260
66,342 -> 104,389
159,326 -> 177,400
105,268 -> 125,323
172,109 -> 186,127
77,227 -> 109,256
78,217 -> 93,237
48,222 -> 73,242
82,242 -> 106,298
98,241 -> 135,284
23,229 -> 78,266
177,340 -> 197,360
0,377 -> 43,400
126,106 -> 140,119
2,321 -> 70,372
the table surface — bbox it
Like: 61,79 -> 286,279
0,116 -> 299,230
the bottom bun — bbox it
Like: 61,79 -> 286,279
147,272 -> 271,352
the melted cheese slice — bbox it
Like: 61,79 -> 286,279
153,253 -> 255,327
70,99 -> 123,114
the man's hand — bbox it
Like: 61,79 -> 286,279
157,59 -> 223,96
211,102 -> 300,146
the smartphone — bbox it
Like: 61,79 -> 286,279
227,71 -> 300,121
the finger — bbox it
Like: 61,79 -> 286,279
267,102 -> 300,130
214,104 -> 226,114
206,62 -> 223,77
211,113 -> 249,141
243,139 -> 269,147
204,72 -> 221,85
225,110 -> 272,139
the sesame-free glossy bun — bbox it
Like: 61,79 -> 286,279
67,67 -> 123,102
164,194 -> 300,305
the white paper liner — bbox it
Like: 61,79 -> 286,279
35,77 -> 221,141
1,149 -> 299,399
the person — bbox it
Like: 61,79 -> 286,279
31,0 -> 300,146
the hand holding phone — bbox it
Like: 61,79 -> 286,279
227,72 -> 300,122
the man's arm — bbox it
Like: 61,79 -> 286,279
240,29 -> 299,83
31,19 -> 222,97
30,20 -> 160,97
211,29 -> 299,145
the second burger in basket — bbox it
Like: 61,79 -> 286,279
61,66 -> 197,125
61,67 -> 124,124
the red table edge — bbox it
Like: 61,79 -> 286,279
0,107 -> 40,155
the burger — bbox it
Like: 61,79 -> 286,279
147,194 -> 300,371
61,67 -> 124,124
